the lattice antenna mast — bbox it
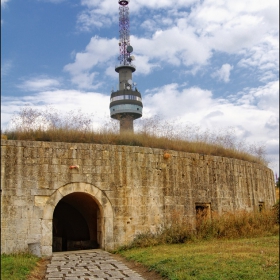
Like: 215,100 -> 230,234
118,0 -> 133,66
109,0 -> 142,133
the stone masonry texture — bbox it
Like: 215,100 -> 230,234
0,140 -> 276,256
45,249 -> 145,280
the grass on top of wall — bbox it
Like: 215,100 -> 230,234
2,106 -> 268,166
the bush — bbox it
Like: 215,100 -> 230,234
273,200 -> 279,224
118,209 -> 279,250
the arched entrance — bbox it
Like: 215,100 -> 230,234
42,182 -> 114,256
52,192 -> 100,252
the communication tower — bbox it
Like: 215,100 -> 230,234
109,0 -> 143,133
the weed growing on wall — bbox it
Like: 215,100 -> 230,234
3,106 -> 268,165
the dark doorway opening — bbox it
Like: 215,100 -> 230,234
196,204 -> 211,218
52,192 -> 100,252
195,203 -> 211,229
259,201 -> 265,212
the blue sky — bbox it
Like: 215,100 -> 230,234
1,0 -> 279,175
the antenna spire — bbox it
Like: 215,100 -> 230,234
109,0 -> 143,133
118,0 -> 133,66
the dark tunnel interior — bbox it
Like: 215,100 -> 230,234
52,192 -> 100,252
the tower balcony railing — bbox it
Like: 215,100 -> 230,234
110,95 -> 142,102
115,62 -> 136,70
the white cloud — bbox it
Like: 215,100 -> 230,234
18,77 -> 61,92
77,0 -> 195,31
80,0 -> 196,13
237,35 -> 279,82
77,9 -> 115,31
70,0 -> 278,85
140,16 -> 174,34
1,60 -> 13,77
64,36 -> 118,88
233,80 -> 279,111
133,26 -> 212,68
69,25 -> 212,85
1,0 -> 10,7
37,0 -> 66,3
131,54 -> 159,75
186,0 -> 279,80
143,84 -> 214,120
1,90 -> 110,131
212,64 -> 233,83
204,111 -> 224,119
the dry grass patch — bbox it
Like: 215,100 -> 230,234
3,106 -> 268,165
27,258 -> 50,280
118,209 -> 279,250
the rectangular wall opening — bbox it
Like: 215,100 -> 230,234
258,202 -> 265,212
195,203 -> 211,221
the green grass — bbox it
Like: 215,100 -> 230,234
1,253 -> 39,280
117,235 -> 279,280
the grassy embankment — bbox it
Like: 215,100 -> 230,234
118,236 -> 279,280
115,208 -> 279,279
1,253 -> 39,280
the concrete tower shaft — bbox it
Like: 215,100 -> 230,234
109,0 -> 143,133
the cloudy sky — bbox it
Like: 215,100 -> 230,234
1,0 -> 279,175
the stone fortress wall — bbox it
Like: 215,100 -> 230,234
1,140 -> 276,256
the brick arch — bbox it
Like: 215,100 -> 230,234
41,182 -> 114,256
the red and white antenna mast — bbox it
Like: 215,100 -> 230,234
109,0 -> 143,133
118,0 -> 134,66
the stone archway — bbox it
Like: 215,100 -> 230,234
52,192 -> 100,252
41,183 -> 114,256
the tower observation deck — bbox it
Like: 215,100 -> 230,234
110,0 -> 143,132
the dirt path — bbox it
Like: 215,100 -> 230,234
27,257 -> 51,280
112,253 -> 165,280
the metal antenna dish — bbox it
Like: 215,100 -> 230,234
130,55 -> 135,60
127,45 -> 133,53
127,79 -> 133,85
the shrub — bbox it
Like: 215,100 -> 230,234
118,209 -> 279,250
273,200 -> 279,224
